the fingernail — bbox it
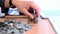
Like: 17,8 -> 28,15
31,16 -> 34,19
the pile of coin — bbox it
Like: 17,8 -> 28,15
0,20 -> 32,34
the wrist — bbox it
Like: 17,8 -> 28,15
4,0 -> 10,8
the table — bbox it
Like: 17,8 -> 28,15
25,18 -> 56,34
0,15 -> 56,34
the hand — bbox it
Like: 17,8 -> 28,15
12,0 -> 41,19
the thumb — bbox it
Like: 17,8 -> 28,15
20,8 -> 34,19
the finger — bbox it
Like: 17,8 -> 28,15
30,2 -> 41,17
19,8 -> 34,19
14,1 -> 34,19
21,8 -> 34,19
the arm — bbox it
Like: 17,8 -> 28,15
4,0 -> 40,19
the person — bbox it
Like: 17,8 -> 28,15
0,0 -> 40,19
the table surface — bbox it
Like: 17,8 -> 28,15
0,15 -> 56,34
25,18 -> 56,34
